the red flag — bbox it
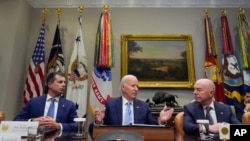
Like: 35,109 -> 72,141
204,12 -> 225,103
23,24 -> 45,104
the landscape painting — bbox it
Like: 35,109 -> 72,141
121,34 -> 195,88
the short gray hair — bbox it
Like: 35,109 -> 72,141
119,74 -> 137,91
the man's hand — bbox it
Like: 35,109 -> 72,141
39,116 -> 61,130
245,103 -> 250,112
159,105 -> 174,125
209,122 -> 228,133
94,107 -> 106,124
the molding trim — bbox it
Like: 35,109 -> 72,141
27,0 -> 250,8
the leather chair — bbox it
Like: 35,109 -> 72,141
95,130 -> 144,141
0,111 -> 5,122
242,112 -> 250,124
174,111 -> 185,141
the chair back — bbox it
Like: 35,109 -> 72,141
242,112 -> 250,124
0,111 -> 5,122
95,130 -> 144,141
174,111 -> 185,141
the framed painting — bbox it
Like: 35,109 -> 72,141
121,34 -> 195,88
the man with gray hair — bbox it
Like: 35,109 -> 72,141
89,74 -> 174,137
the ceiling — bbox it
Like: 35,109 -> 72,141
27,0 -> 250,8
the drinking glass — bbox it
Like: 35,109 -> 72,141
73,118 -> 86,139
27,126 -> 44,141
196,119 -> 209,140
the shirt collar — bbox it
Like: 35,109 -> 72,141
203,101 -> 215,110
46,95 -> 59,102
122,96 -> 133,105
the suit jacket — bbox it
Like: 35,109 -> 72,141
183,101 -> 240,136
88,96 -> 158,137
14,95 -> 77,132
234,102 -> 245,122
103,96 -> 158,125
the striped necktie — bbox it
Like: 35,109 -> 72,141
47,98 -> 56,118
123,102 -> 132,125
205,106 -> 214,125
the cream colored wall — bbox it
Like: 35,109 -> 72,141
1,0 -> 250,128
0,0 -> 32,120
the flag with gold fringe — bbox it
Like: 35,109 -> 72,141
46,24 -> 65,74
66,15 -> 88,117
88,6 -> 113,116
203,11 -> 225,103
238,8 -> 250,92
220,11 -> 243,105
23,24 -> 45,104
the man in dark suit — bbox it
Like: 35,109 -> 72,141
235,91 -> 250,122
89,74 -> 174,136
183,78 -> 240,136
14,72 -> 78,132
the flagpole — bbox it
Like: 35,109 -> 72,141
56,8 -> 62,25
103,5 -> 109,12
42,8 -> 49,24
41,8 -> 48,93
78,5 -> 84,14
69,6 -> 85,89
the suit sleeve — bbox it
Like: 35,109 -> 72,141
183,105 -> 200,136
13,102 -> 31,121
60,101 -> 78,132
234,103 -> 244,123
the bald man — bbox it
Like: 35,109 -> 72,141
183,78 -> 240,136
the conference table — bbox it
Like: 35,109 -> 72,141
92,125 -> 175,141
21,131 -> 88,141
184,134 -> 226,141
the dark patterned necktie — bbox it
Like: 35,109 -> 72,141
205,106 -> 214,125
47,98 -> 56,118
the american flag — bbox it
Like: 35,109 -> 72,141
23,24 -> 45,104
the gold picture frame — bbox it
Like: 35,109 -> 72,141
121,34 -> 195,88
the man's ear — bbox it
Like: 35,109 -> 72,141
209,90 -> 214,97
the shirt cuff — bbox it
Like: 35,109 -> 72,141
94,121 -> 103,126
59,123 -> 63,131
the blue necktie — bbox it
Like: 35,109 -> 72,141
123,102 -> 132,125
47,98 -> 56,118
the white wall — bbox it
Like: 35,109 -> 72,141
1,0 -> 249,123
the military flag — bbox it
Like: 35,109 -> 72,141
88,6 -> 113,115
238,9 -> 250,92
203,11 -> 225,103
23,24 -> 45,104
220,11 -> 243,105
66,16 -> 88,117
